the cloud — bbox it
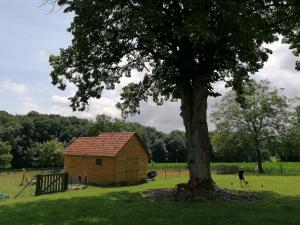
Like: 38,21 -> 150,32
128,101 -> 183,132
19,101 -> 43,114
0,80 -> 43,114
49,95 -> 120,119
254,41 -> 300,98
1,80 -> 28,95
51,95 -> 69,106
36,50 -> 49,63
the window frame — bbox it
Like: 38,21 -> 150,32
96,158 -> 102,166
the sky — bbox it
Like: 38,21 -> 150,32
0,1 -> 299,133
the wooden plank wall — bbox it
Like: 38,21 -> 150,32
115,135 -> 148,183
64,155 -> 115,184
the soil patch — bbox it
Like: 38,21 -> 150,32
143,188 -> 263,203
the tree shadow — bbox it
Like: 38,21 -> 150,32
0,190 -> 300,225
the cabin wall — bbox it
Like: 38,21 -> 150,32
64,155 -> 115,184
114,135 -> 148,183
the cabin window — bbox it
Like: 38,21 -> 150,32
96,158 -> 102,166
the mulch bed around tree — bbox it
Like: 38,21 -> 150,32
143,188 -> 263,203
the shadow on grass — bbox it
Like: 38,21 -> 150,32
0,190 -> 300,225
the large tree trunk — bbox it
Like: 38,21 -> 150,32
180,76 -> 216,191
255,138 -> 264,173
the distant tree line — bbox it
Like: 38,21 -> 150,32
0,111 -> 190,168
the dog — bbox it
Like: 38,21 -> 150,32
176,179 -> 198,191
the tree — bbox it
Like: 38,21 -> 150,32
165,130 -> 187,162
0,141 -> 13,169
211,80 -> 290,173
276,127 -> 300,161
36,140 -> 64,168
151,139 -> 169,162
272,104 -> 300,161
49,0 -> 300,189
210,129 -> 266,162
86,115 -> 114,136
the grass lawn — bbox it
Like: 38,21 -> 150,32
149,162 -> 300,173
1,171 -> 300,225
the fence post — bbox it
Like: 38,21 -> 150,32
64,172 -> 69,191
35,175 -> 42,196
164,169 -> 166,180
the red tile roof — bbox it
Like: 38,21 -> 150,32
64,132 -> 136,157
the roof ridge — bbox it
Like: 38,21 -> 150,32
97,131 -> 135,135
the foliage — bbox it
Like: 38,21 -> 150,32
35,140 -> 64,168
48,0 -> 300,183
165,130 -> 187,163
210,130 -> 257,162
0,111 -> 90,168
211,80 -> 291,172
273,122 -> 300,162
49,0 -> 300,113
0,111 -> 189,167
151,140 -> 169,162
0,141 -> 13,169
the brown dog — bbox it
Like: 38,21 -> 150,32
176,179 -> 198,191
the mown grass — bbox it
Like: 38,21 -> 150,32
1,170 -> 300,225
149,162 -> 300,173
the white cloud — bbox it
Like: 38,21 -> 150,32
36,50 -> 49,63
128,101 -> 183,132
49,94 -> 120,120
19,101 -> 43,114
254,41 -> 300,98
52,95 -> 70,106
1,80 -> 28,94
0,80 -> 44,115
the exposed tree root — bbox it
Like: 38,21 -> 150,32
143,187 -> 262,203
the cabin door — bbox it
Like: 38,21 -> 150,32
126,158 -> 139,184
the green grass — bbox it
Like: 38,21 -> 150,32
1,170 -> 300,225
0,171 -> 38,198
149,162 -> 300,173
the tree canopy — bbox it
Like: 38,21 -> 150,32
50,0 -> 300,112
0,141 -> 13,169
48,0 -> 300,188
211,80 -> 292,172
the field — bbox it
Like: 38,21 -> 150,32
149,162 -> 300,173
1,168 -> 300,225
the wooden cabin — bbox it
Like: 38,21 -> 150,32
64,132 -> 149,185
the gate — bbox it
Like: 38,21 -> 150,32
35,172 -> 68,196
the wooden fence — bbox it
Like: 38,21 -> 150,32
35,172 -> 68,196
216,166 -> 239,174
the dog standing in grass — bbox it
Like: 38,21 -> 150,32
175,179 -> 198,201
176,179 -> 198,192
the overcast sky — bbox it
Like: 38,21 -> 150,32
0,0 -> 299,133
